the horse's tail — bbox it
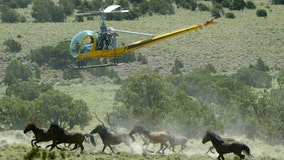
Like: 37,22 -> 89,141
84,133 -> 96,147
242,143 -> 253,159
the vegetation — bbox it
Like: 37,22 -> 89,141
3,59 -> 32,85
0,1 -> 283,159
109,60 -> 283,143
256,9 -> 268,17
0,84 -> 91,130
3,39 -> 22,52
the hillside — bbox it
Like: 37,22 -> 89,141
0,5 -> 283,78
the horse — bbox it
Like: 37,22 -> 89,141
46,123 -> 96,154
129,126 -> 171,154
205,137 -> 236,154
202,131 -> 253,160
169,135 -> 189,153
23,122 -> 60,149
90,125 -> 135,153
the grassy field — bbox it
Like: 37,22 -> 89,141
0,1 -> 284,160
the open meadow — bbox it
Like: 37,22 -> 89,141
0,1 -> 284,160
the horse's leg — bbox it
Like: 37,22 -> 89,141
206,146 -> 215,154
71,144 -> 78,151
156,143 -> 163,153
239,154 -> 245,160
179,144 -> 187,153
220,154 -> 225,160
79,144 -> 84,154
34,141 -> 41,148
108,145 -> 115,153
31,139 -> 35,147
217,154 -> 225,160
49,142 -> 57,151
162,143 -> 169,154
102,145 -> 107,153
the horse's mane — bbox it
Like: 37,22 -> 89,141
28,122 -> 36,126
206,131 -> 224,142
50,123 -> 65,133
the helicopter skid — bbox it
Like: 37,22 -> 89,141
67,63 -> 123,69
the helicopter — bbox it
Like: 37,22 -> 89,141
68,5 -> 223,69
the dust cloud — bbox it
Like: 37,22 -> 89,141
1,130 -> 284,159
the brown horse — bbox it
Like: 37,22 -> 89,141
129,126 -> 171,154
46,123 -> 96,154
202,131 -> 253,160
90,125 -> 135,153
169,135 -> 189,153
23,122 -> 60,149
205,137 -> 236,154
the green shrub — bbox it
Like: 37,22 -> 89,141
229,0 -> 246,10
3,39 -> 21,52
3,59 -> 32,85
225,12 -> 236,19
0,7 -> 21,23
246,0 -> 256,9
256,9 -> 267,17
271,0 -> 284,4
197,3 -> 209,11
23,148 -> 40,160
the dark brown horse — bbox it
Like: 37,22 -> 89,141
202,131 -> 253,160
205,137 -> 236,154
46,123 -> 96,154
90,125 -> 135,153
169,135 -> 189,153
23,122 -> 60,149
129,126 -> 171,154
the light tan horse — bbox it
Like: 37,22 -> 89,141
129,126 -> 171,154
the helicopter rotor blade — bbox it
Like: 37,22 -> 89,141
103,5 -> 120,13
108,27 -> 154,37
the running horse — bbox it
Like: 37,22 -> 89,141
23,122 -> 59,149
169,135 -> 189,153
90,125 -> 135,153
202,131 -> 253,160
46,123 -> 96,154
205,137 -> 236,154
129,126 -> 171,154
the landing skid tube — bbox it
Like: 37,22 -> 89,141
67,63 -> 123,69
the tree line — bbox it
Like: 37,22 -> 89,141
2,0 -> 282,23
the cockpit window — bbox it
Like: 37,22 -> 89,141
69,30 -> 98,58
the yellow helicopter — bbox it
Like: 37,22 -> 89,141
69,5 -> 223,69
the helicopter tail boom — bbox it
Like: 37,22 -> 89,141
77,21 -> 217,59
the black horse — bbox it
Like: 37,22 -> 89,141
46,123 -> 96,153
90,125 -> 135,153
202,131 -> 253,160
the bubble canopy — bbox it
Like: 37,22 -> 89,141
69,30 -> 98,58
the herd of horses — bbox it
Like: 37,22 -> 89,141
23,122 -> 253,160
